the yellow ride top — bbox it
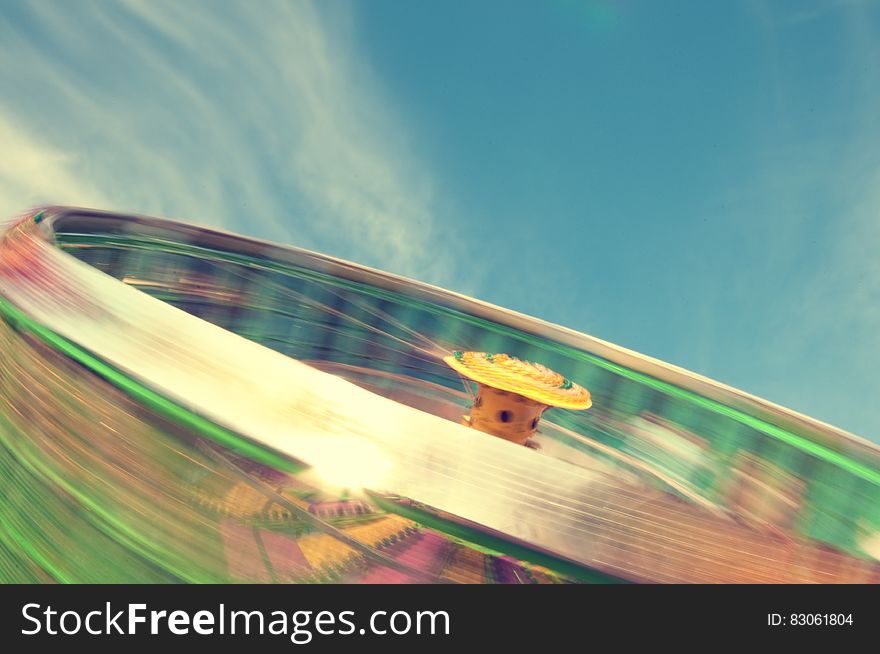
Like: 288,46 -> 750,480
443,351 -> 592,411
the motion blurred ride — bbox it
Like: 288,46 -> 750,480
1,206 -> 879,584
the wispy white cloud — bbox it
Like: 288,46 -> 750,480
0,108 -> 109,214
0,0 -> 454,285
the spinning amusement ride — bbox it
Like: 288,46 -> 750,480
1,206 -> 878,583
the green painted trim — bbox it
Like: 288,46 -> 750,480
370,495 -> 629,584
0,295 -> 305,476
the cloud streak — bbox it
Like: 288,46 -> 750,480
0,0 -> 452,284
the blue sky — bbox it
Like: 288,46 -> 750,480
1,0 -> 879,441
